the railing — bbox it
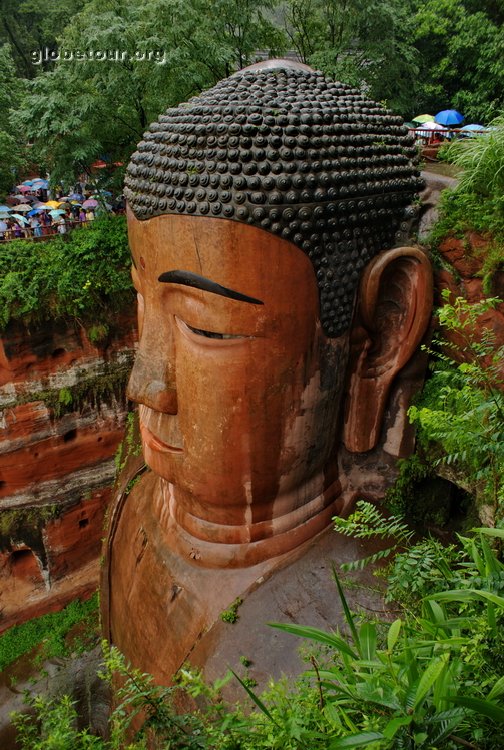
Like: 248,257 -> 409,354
409,127 -> 489,145
0,216 -> 120,243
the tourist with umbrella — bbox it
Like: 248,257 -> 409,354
435,109 -> 464,127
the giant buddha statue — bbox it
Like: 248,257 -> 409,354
102,60 -> 432,689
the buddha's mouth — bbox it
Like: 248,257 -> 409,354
140,422 -> 183,454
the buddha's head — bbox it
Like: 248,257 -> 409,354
124,61 -> 432,565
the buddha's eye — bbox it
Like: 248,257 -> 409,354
176,316 -> 250,342
185,323 -> 242,340
186,324 -> 225,339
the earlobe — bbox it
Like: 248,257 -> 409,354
343,246 -> 433,453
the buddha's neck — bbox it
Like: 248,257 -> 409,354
154,469 -> 343,568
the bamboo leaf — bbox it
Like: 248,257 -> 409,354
329,731 -> 385,748
413,653 -> 449,710
269,623 -> 358,659
387,619 -> 402,652
488,676 -> 504,702
231,671 -> 279,726
331,565 -> 360,648
447,696 -> 504,723
358,622 -> 376,661
383,715 -> 412,739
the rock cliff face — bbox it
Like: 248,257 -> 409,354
436,232 -> 504,378
0,314 -> 137,631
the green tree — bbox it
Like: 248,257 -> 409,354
283,0 -> 419,116
0,43 -> 27,197
411,0 -> 504,122
13,0 -> 285,187
0,0 -> 92,77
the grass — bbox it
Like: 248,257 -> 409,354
0,592 -> 100,671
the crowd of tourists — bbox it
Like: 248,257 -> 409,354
0,176 -> 125,242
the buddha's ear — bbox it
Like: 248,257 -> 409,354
343,246 -> 432,453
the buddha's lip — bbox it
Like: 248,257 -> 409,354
140,422 -> 183,454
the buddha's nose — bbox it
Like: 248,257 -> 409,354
127,337 -> 178,414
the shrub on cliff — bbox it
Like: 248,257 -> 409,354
0,215 -> 133,330
432,116 -> 504,290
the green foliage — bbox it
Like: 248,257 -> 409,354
0,215 -> 133,330
0,504 -> 58,545
429,117 -> 504,293
13,694 -> 105,750
12,529 -> 504,748
0,43 -> 28,196
444,115 -> 504,203
0,593 -> 99,671
220,597 -> 243,623
4,357 -> 133,420
283,0 -> 419,116
384,454 -> 433,518
386,537 -> 459,608
267,554 -> 504,748
334,500 -> 414,572
13,0 -> 285,186
409,294 -> 504,525
115,411 -> 143,476
410,0 -> 504,122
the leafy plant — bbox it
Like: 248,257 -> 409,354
333,500 -> 414,571
0,215 -> 133,330
0,593 -> 99,670
409,293 -> 504,525
220,597 -> 243,624
12,694 -> 106,750
268,553 -> 504,749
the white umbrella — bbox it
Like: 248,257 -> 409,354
415,121 -> 444,132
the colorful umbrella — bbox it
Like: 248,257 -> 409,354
16,185 -> 31,192
0,205 -> 12,212
12,213 -> 29,224
0,212 -> 10,219
412,114 -> 434,124
82,199 -> 98,208
460,123 -> 485,132
27,208 -> 44,216
415,121 -> 444,132
14,204 -> 33,212
50,209 -> 66,217
435,109 -> 464,126
45,200 -> 62,208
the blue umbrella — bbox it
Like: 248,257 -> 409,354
27,208 -> 45,216
12,213 -> 29,224
0,205 -> 12,212
435,109 -> 464,126
460,123 -> 485,132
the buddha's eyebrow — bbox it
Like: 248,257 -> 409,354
158,270 -> 264,305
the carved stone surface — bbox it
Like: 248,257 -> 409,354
103,61 -> 433,688
125,62 -> 423,337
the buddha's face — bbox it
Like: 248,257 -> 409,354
127,212 -> 349,528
